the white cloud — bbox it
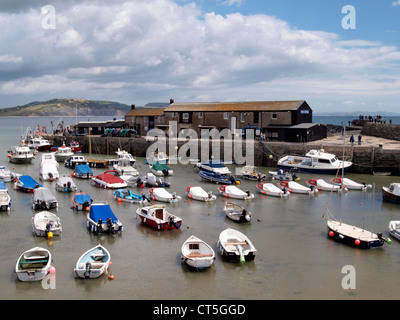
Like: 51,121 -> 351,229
392,0 -> 400,7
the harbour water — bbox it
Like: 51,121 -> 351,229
1,116 -> 400,301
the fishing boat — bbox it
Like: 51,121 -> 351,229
331,177 -> 372,191
7,146 -> 35,164
218,185 -> 254,200
52,140 -> 81,153
268,169 -> 300,182
71,192 -> 92,211
91,171 -> 128,189
277,149 -> 352,174
74,244 -> 111,279
32,211 -> 62,237
15,247 -> 52,281
32,187 -> 58,210
64,155 -> 88,168
113,159 -> 139,176
14,175 -> 42,193
86,201 -> 123,234
186,186 -> 216,202
54,143 -> 74,162
113,189 -> 150,204
256,182 -> 290,197
145,152 -> 169,164
181,236 -> 215,270
136,204 -> 183,230
108,148 -> 136,166
72,164 -> 93,179
150,162 -> 173,176
382,183 -> 400,204
198,171 -> 240,185
148,187 -> 181,203
55,175 -> 77,192
305,179 -> 344,192
0,181 -> 11,211
223,202 -> 252,223
388,221 -> 400,241
217,228 -> 256,263
196,160 -> 231,175
240,165 -> 267,181
24,136 -> 52,152
277,180 -> 316,195
39,153 -> 59,181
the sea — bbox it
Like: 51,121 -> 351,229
0,116 -> 400,304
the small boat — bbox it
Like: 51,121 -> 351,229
218,185 -> 254,200
186,186 -> 216,202
198,170 -> 240,184
91,171 -> 128,189
217,228 -> 256,263
240,165 -> 267,181
64,155 -> 88,168
331,177 -> 372,191
113,159 -> 139,176
196,160 -> 231,175
0,181 -> 11,211
52,140 -> 81,153
74,244 -> 111,279
269,169 -> 300,182
136,204 -> 182,230
148,187 -> 181,203
32,187 -> 58,210
145,152 -> 169,164
305,179 -> 344,192
389,221 -> 400,241
7,146 -> 35,164
143,173 -> 170,188
55,175 -> 77,192
0,166 -> 19,182
39,153 -> 59,181
32,211 -> 62,237
108,148 -> 136,166
14,175 -> 42,193
72,192 -> 92,211
150,162 -> 173,176
181,236 -> 215,270
256,182 -> 290,197
277,180 -> 316,195
72,164 -> 93,179
382,183 -> 400,204
15,247 -> 52,281
54,143 -> 74,162
86,201 -> 123,234
223,202 -> 252,222
113,189 -> 150,204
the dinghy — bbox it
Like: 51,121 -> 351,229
0,166 -> 19,182
56,175 -> 77,192
277,180 -> 316,195
150,162 -> 173,176
382,183 -> 400,204
218,185 -> 254,200
15,247 -> 52,281
186,186 -> 216,202
217,228 -> 256,263
72,192 -> 92,211
72,164 -> 93,179
181,236 -> 215,270
148,187 -> 181,203
39,153 -> 59,181
198,171 -> 240,184
113,189 -> 150,204
86,201 -> 123,234
305,179 -> 344,192
269,169 -> 299,182
331,177 -> 372,191
0,181 -> 11,211
256,182 -> 290,197
389,221 -> 400,241
74,244 -> 111,279
32,211 -> 62,238
91,171 -> 127,189
32,187 -> 58,210
223,202 -> 252,223
14,175 -> 42,193
136,204 -> 182,230
240,165 -> 267,181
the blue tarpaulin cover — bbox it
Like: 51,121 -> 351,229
89,203 -> 118,222
73,193 -> 91,204
74,165 -> 93,175
18,175 -> 42,189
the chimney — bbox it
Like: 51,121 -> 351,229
131,104 -> 135,110
169,98 -> 174,104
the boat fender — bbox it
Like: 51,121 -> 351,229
329,231 -> 334,237
355,239 -> 360,245
108,274 -> 115,280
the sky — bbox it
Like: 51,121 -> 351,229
0,0 -> 399,114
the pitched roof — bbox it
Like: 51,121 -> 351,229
125,107 -> 165,117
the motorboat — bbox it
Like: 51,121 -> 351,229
186,186 -> 216,202
56,175 -> 77,192
39,153 -> 59,181
181,236 -> 215,270
150,162 -> 173,176
108,148 -> 136,166
217,228 -> 256,263
223,202 -> 252,223
91,171 -> 128,189
32,211 -> 62,238
113,159 -> 139,176
113,189 -> 150,204
52,140 -> 81,153
54,143 -> 74,162
277,149 -> 352,174
14,175 -> 42,193
72,192 -> 92,211
0,166 -> 19,182
7,146 -> 35,164
86,201 -> 123,234
32,187 -> 58,210
269,169 -> 300,182
277,180 -> 316,195
148,187 -> 181,203
145,152 -> 169,164
382,183 -> 400,204
196,160 -> 231,175
240,165 -> 267,181
198,171 -> 241,185
15,247 -> 53,281
305,179 -> 344,192
0,181 -> 11,211
64,155 -> 88,168
256,182 -> 290,197
74,244 -> 111,279
388,221 -> 400,241
24,136 -> 52,152
331,177 -> 372,191
72,164 -> 93,179
121,173 -> 171,188
136,204 -> 182,230
218,185 -> 254,200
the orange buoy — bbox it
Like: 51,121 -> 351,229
108,274 -> 115,280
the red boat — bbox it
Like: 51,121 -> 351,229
135,205 -> 182,230
91,170 -> 128,189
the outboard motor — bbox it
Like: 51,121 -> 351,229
162,168 -> 169,176
84,261 -> 91,278
107,217 -> 114,233
246,190 -> 250,197
48,172 -> 53,181
97,219 -> 103,233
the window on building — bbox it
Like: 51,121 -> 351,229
224,112 -> 229,120
240,112 -> 245,122
272,113 -> 278,119
253,112 -> 259,124
143,117 -> 148,124
157,116 -> 163,124
182,113 -> 189,120
198,112 -> 203,118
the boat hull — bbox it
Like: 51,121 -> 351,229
15,247 -> 52,282
382,188 -> 400,204
278,164 -> 350,174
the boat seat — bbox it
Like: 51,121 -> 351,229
187,252 -> 213,258
224,242 -> 247,246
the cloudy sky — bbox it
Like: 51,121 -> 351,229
0,0 -> 399,113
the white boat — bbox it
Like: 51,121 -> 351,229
148,187 -> 181,203
196,160 -> 231,175
217,228 -> 256,263
113,159 -> 139,176
181,236 -> 215,270
32,211 -> 62,238
331,177 -> 372,191
186,186 -> 216,202
39,153 -> 59,181
145,152 -> 169,164
256,182 -> 290,197
382,183 -> 400,204
15,247 -> 52,281
74,245 -> 111,279
278,180 -> 316,195
136,204 -> 183,230
108,148 -> 136,166
277,149 -> 352,174
24,136 -> 52,152
55,175 -> 77,192
150,162 -> 173,176
7,146 -> 35,164
0,181 -> 11,211
32,187 -> 58,210
223,202 -> 252,223
218,185 -> 254,200
268,169 -> 300,182
389,221 -> 400,241
305,179 -> 344,192
240,165 -> 267,181
0,166 -> 20,182
54,143 -> 74,162
64,155 -> 88,168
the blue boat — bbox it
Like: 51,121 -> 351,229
86,201 -> 123,233
14,175 -> 42,193
72,192 -> 92,211
196,161 -> 231,175
113,189 -> 150,204
72,165 -> 93,179
198,170 -> 240,185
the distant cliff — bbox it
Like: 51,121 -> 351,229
0,99 -> 131,116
